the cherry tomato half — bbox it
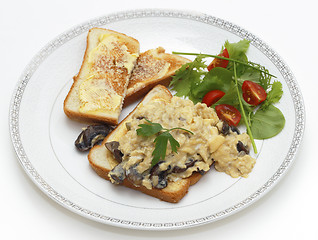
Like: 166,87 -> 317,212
202,90 -> 225,107
242,80 -> 267,106
215,104 -> 241,126
207,48 -> 229,71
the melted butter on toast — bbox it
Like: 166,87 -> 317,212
129,48 -> 170,88
79,33 -> 138,114
79,75 -> 122,114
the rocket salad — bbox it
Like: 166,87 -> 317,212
170,39 -> 285,153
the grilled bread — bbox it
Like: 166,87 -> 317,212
88,85 -> 204,203
64,27 -> 190,124
124,47 -> 191,105
64,28 -> 140,125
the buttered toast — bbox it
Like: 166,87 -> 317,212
88,85 -> 212,203
64,28 -> 140,125
64,28 -> 190,124
124,47 -> 191,105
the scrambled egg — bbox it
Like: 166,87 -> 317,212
114,96 -> 256,189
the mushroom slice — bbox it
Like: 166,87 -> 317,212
126,164 -> 149,187
220,121 -> 230,135
172,158 -> 197,173
230,125 -> 240,135
105,141 -> 123,162
150,161 -> 171,189
220,121 -> 240,135
236,140 -> 249,154
75,124 -> 114,151
109,161 -> 126,184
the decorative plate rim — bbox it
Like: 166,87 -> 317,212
9,8 -> 305,230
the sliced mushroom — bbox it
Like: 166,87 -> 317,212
75,124 -> 114,151
109,161 -> 126,184
153,176 -> 168,189
150,162 -> 171,189
172,158 -> 197,173
125,164 -> 142,186
125,122 -> 132,131
236,140 -> 249,154
195,168 -> 206,175
230,125 -> 240,135
149,161 -> 165,176
128,165 -> 154,187
105,141 -> 123,162
220,121 -> 230,135
220,122 -> 240,135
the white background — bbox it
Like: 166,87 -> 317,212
1,0 -> 317,239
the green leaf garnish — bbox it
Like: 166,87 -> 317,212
171,39 -> 285,148
170,55 -> 207,100
224,39 -> 250,76
261,81 -> 283,110
191,67 -> 233,101
136,119 -> 163,136
251,105 -> 285,139
136,119 -> 193,166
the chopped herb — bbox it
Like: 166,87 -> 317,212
136,119 -> 193,166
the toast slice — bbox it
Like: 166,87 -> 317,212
124,47 -> 191,105
88,85 -> 205,203
64,28 -> 140,125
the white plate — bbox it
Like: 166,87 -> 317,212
9,9 -> 305,230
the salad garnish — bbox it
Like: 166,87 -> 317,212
171,39 -> 285,153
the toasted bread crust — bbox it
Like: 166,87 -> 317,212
88,85 -> 204,203
89,159 -> 193,203
123,77 -> 172,107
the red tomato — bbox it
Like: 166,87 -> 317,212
242,80 -> 267,106
207,48 -> 229,71
215,104 -> 241,126
202,90 -> 225,107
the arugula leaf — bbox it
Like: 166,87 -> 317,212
211,83 -> 237,106
191,67 -> 233,101
224,39 -> 250,59
238,65 -> 261,84
261,81 -> 283,110
225,39 -> 250,76
170,55 -> 207,98
136,119 -> 193,166
251,63 -> 272,91
250,105 -> 285,139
